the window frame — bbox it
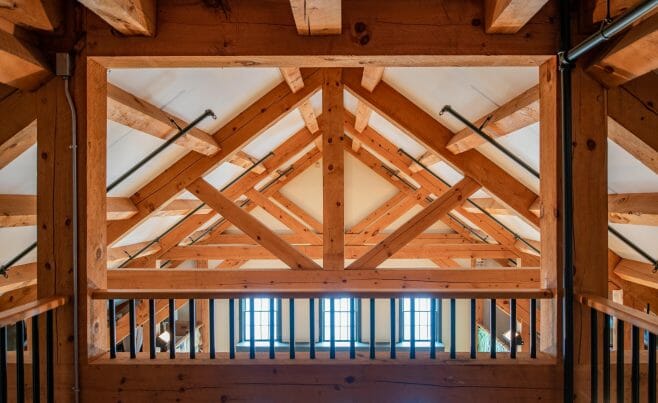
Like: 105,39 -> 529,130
398,297 -> 442,342
319,297 -> 361,342
239,297 -> 282,342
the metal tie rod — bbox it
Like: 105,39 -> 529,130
437,106 -> 658,270
560,0 -> 658,66
119,151 -> 275,268
158,165 -> 294,268
398,148 -> 540,255
0,109 -> 217,277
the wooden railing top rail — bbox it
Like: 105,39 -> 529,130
93,288 -> 553,300
578,293 -> 658,335
0,295 -> 66,327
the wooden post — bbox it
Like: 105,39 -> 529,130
36,77 -> 74,401
571,65 -> 608,401
79,58 -> 108,363
196,260 -> 210,352
322,68 -> 344,270
539,57 -> 562,356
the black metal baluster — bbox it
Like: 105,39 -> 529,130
437,299 -> 443,345
249,298 -> 255,360
31,316 -> 39,403
617,319 -> 624,403
229,299 -> 235,359
369,298 -> 375,360
168,299 -> 175,359
46,311 -> 53,403
289,299 -> 295,359
309,298 -> 315,359
209,299 -> 215,359
129,299 -> 136,359
108,299 -> 116,359
649,332 -> 656,403
16,320 -> 24,403
591,308 -> 598,403
189,299 -> 196,359
450,298 -> 456,359
490,299 -> 496,359
0,327 -> 7,403
632,325 -> 639,403
431,298 -> 437,359
410,298 -> 415,359
470,299 -> 476,359
349,298 -> 356,359
148,299 -> 156,359
510,299 -> 517,359
604,314 -> 611,403
269,298 -> 275,359
389,298 -> 396,359
530,299 -> 537,359
329,298 -> 335,359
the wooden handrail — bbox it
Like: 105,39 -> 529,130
0,295 -> 66,328
578,293 -> 658,335
92,288 -> 553,300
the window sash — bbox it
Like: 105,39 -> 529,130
400,298 -> 440,342
240,298 -> 281,342
319,298 -> 359,342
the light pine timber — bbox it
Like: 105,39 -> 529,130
348,177 -> 480,269
289,0 -> 341,35
78,0 -> 156,36
187,178 -> 322,270
0,28 -> 50,90
484,0 -> 550,34
0,0 -> 62,31
0,87 -> 36,169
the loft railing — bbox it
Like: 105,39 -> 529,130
0,295 -> 67,402
579,294 -> 658,402
92,289 -> 552,362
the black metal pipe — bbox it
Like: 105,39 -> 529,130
530,299 -> 537,359
229,299 -> 235,359
309,298 -> 315,359
490,299 -> 496,359
389,298 -> 396,359
617,320 -> 625,403
120,150 -> 274,268
510,299 -> 517,359
369,298 -> 375,360
107,109 -> 216,192
168,299 -> 176,359
148,299 -> 156,359
559,0 -> 574,399
604,314 -> 611,402
189,299 -> 196,359
591,308 -> 598,402
397,148 -> 540,255
562,0 -> 658,65
470,299 -> 476,359
209,299 -> 215,359
0,327 -> 6,403
289,299 -> 295,359
450,298 -> 456,359
31,315 -> 39,403
129,299 -> 136,358
0,241 -> 36,278
108,299 -> 116,359
46,311 -> 53,403
439,106 -> 541,178
16,320 -> 25,403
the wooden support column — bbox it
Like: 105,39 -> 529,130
571,65 -> 608,401
322,68 -> 344,270
80,59 -> 109,364
538,57 -> 562,356
36,71 -> 74,400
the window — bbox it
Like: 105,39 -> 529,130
240,298 -> 280,342
320,298 -> 359,342
400,298 -> 440,342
